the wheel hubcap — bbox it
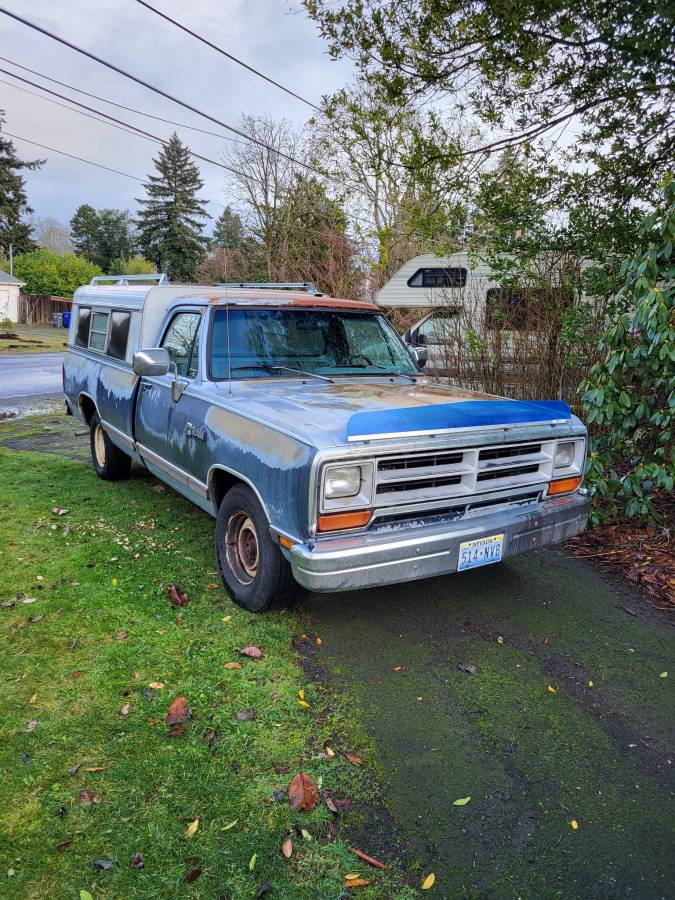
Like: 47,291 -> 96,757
94,424 -> 106,467
225,512 -> 259,585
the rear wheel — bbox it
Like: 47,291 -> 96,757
89,413 -> 131,481
215,484 -> 294,612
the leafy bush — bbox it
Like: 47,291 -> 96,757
9,249 -> 101,297
109,256 -> 156,275
581,180 -> 675,524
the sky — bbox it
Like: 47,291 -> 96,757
0,0 -> 352,232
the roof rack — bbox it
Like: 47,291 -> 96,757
90,274 -> 169,285
214,281 -> 321,296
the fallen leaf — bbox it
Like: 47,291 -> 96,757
95,859 -> 114,870
349,847 -> 386,869
298,699 -> 311,709
111,578 -> 118,586
206,583 -> 219,589
52,507 -> 69,516
324,794 -> 338,813
547,685 -> 557,694
70,670 -> 84,679
220,819 -> 238,831
239,645 -> 262,660
235,708 -> 256,721
345,877 -> 370,888
184,867 -> 201,883
223,662 -> 242,670
315,636 -> 322,645
249,852 -> 257,870
79,790 -> 102,806
282,836 -> 293,858
324,745 -> 335,758
392,665 -> 404,672
83,765 -> 109,772
185,817 -> 199,838
115,630 -> 128,641
543,636 -> 550,645
288,772 -> 319,811
496,636 -> 504,645
222,615 -> 232,622
80,891 -> 94,900
345,752 -> 364,765
660,672 -> 668,679
148,681 -> 165,689
22,598 -> 37,604
68,762 -> 82,776
588,680 -> 594,687
298,689 -> 305,700
120,703 -> 131,716
28,693 -> 37,705
166,696 -> 190,726
56,840 -> 72,851
453,796 -> 471,806
301,828 -> 312,841
167,584 -> 189,606
457,662 -> 477,676
421,872 -> 436,890
131,851 -> 144,869
571,819 -> 579,830
26,719 -> 38,732
168,725 -> 186,737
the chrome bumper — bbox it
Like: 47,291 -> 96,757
289,491 -> 589,593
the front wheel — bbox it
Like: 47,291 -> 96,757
89,413 -> 131,481
215,484 -> 294,612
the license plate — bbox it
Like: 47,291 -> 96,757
458,534 -> 504,571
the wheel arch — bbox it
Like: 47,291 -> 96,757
207,464 -> 272,523
78,392 -> 98,425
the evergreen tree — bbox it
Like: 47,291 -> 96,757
70,204 -> 99,260
135,133 -> 209,280
0,113 -> 44,256
70,205 -> 136,272
211,204 -> 246,250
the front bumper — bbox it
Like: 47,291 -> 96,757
289,491 -> 589,593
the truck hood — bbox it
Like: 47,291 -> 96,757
214,379 -> 572,447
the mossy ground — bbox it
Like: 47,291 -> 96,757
0,416 -> 414,900
302,546 -> 675,898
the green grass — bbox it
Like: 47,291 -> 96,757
0,444 -> 413,899
0,325 -> 69,354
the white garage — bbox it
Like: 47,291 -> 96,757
0,270 -> 24,324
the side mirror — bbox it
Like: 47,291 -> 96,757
133,347 -> 170,377
412,347 -> 428,368
417,332 -> 427,346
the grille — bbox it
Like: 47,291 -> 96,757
373,439 -> 555,509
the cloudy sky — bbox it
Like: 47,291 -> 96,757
0,0 -> 352,231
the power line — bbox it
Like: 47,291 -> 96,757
2,129 -> 144,181
0,5 -> 319,174
0,54 -> 247,146
0,66 -> 247,179
134,0 -> 320,111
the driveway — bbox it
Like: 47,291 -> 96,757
0,352 -> 63,406
302,553 -> 675,898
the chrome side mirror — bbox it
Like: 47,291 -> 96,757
411,346 -> 428,368
133,347 -> 170,377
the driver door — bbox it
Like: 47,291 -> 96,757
135,309 -> 202,478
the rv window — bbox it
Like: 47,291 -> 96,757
417,313 -> 458,345
108,311 -> 131,360
486,289 -> 528,331
407,267 -> 467,289
75,307 -> 91,348
88,311 -> 110,352
162,311 -> 201,377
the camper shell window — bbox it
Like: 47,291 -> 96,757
107,311 -> 132,360
75,307 -> 91,348
88,311 -> 110,352
407,267 -> 467,289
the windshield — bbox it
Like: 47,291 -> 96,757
210,308 -> 418,379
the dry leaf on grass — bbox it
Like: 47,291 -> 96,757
120,703 -> 131,716
184,867 -> 201,883
281,836 -> 293,858
421,872 -> 436,890
288,772 -> 319,811
115,630 -> 128,641
239,645 -> 263,660
166,696 -> 190,726
167,584 -> 189,606
223,662 -> 242,670
185,817 -> 199,838
345,752 -> 364,765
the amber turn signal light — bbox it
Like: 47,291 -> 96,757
548,476 -> 582,496
317,510 -> 372,532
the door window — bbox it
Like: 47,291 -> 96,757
162,312 -> 201,377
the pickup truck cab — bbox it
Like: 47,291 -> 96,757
63,275 -> 589,612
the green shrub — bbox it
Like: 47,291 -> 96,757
10,249 -> 101,297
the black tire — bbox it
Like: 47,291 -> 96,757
215,484 -> 295,612
89,412 -> 131,481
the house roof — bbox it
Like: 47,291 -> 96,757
0,270 -> 23,285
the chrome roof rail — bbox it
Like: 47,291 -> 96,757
90,274 -> 169,285
214,281 -> 321,295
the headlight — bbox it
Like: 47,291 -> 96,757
554,441 -> 575,469
324,465 -> 362,499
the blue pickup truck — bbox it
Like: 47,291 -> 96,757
63,275 -> 589,611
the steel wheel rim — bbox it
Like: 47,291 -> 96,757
226,512 -> 259,585
94,424 -> 106,467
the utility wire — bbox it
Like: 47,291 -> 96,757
134,0 -> 320,111
0,66 -> 248,178
0,5 -> 319,174
1,129 -> 144,181
0,54 -> 246,146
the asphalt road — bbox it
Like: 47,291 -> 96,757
0,352 -> 63,403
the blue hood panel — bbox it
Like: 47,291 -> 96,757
347,399 -> 572,441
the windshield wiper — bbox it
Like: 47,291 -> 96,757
350,365 -> 417,383
229,364 -> 333,383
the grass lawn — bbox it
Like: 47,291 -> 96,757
0,325 -> 69,354
0,437 -> 413,899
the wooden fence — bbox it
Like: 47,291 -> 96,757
19,294 -> 72,325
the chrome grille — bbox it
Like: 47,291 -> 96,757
373,439 -> 555,509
